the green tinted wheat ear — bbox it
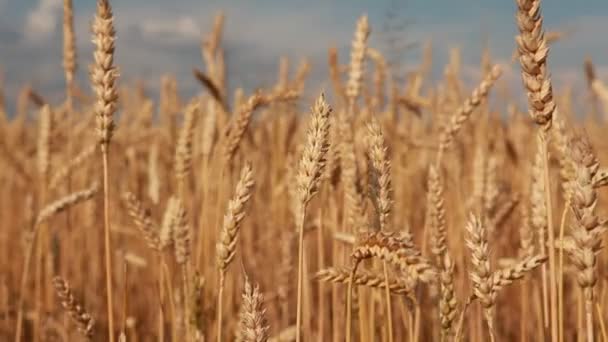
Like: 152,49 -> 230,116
91,0 -> 118,150
52,276 -> 95,340
295,93 -> 331,342
216,163 -> 255,342
515,0 -> 556,129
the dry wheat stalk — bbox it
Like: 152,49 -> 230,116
295,93 -> 331,342
339,114 -> 368,232
148,143 -> 160,204
52,276 -> 95,339
277,231 -> 295,303
367,48 -> 387,108
15,184 -> 98,342
520,208 -> 535,259
328,47 -> 346,103
217,163 -> 255,271
91,1 -> 118,338
427,165 -> 457,340
217,163 -> 255,342
531,134 -> 550,323
483,156 -> 499,216
365,115 -> 395,342
37,105 -> 52,181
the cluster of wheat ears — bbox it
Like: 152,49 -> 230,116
2,0 -> 608,341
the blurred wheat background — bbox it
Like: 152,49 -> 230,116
1,0 -> 608,341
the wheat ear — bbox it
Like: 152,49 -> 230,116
294,93 -> 331,342
238,276 -> 270,342
15,184 -> 98,342
567,136 -> 605,342
91,0 -> 118,339
52,276 -> 95,340
216,163 -> 255,342
437,65 -> 502,165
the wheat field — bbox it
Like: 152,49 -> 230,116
2,0 -> 608,341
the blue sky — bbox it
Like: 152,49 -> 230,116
1,0 -> 607,110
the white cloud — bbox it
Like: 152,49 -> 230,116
24,0 -> 62,43
138,16 -> 201,40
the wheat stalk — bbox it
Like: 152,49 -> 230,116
15,183 -> 98,342
295,93 -> 331,342
566,135 -> 605,342
217,163 -> 255,342
91,0 -> 119,339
